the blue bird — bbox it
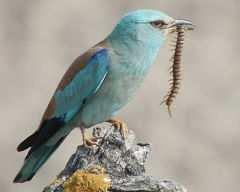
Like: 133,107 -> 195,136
14,9 -> 193,183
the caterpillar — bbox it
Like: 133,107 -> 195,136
161,26 -> 185,117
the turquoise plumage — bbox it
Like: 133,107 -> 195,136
14,9 -> 193,183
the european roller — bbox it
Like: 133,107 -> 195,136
14,9 -> 193,183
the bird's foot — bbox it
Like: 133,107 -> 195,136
106,118 -> 128,139
80,127 -> 101,147
84,137 -> 100,147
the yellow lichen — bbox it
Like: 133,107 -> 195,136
63,166 -> 111,192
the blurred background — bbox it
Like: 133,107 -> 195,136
1,0 -> 240,191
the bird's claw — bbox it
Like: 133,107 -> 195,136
84,137 -> 101,147
106,118 -> 129,139
80,127 -> 102,147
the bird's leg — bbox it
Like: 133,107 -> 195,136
80,127 -> 99,147
106,118 -> 129,139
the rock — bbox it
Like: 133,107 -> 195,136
43,126 -> 187,192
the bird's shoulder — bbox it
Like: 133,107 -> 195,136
57,40 -> 110,91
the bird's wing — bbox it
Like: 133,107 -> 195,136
17,42 -> 110,152
42,44 -> 110,123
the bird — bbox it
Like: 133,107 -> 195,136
14,9 -> 193,183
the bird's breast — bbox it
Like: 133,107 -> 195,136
78,52 -> 153,127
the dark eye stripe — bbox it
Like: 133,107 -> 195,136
150,20 -> 166,28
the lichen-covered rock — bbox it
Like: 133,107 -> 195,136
43,126 -> 187,192
63,166 -> 111,192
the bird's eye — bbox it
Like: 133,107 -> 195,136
150,20 -> 166,29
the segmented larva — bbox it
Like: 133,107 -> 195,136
162,26 -> 185,116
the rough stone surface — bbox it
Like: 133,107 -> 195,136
43,126 -> 187,192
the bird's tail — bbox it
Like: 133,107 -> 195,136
13,136 -> 66,183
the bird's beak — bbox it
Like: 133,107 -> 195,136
168,19 -> 194,31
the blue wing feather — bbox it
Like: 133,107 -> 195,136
54,48 -> 110,122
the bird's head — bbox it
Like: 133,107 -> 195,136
108,9 -> 193,50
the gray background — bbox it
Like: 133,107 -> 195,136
1,0 -> 240,191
